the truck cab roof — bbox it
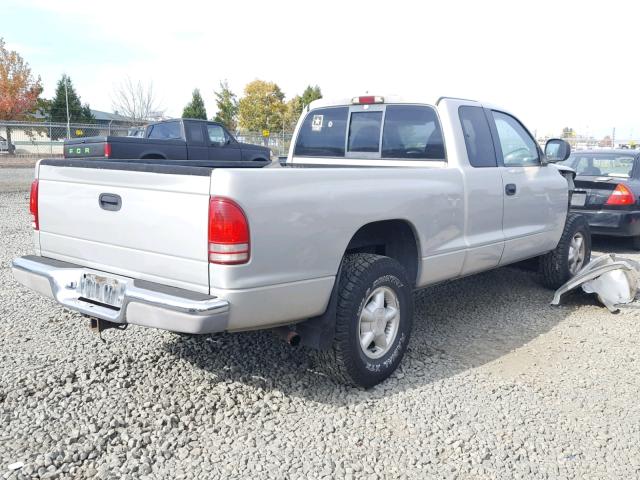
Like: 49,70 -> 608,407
306,95 -> 514,117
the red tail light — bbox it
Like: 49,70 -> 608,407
104,142 -> 111,158
208,197 -> 250,264
29,179 -> 39,230
605,184 -> 635,206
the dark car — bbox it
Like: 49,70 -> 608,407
63,118 -> 271,164
562,149 -> 640,248
0,135 -> 14,154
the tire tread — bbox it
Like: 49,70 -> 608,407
539,213 -> 591,289
317,253 -> 411,387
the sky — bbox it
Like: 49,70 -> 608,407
3,0 -> 640,139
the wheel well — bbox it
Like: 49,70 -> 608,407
344,220 -> 419,286
140,154 -> 166,159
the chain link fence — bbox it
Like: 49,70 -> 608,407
235,131 -> 293,157
0,121 -> 293,159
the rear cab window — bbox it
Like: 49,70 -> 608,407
294,107 -> 349,157
382,105 -> 445,159
293,103 -> 445,161
348,111 -> 383,154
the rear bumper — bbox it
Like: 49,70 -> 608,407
11,255 -> 229,334
572,209 -> 640,237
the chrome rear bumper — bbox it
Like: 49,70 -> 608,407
11,255 -> 229,334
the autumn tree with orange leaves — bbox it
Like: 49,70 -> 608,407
0,38 -> 42,153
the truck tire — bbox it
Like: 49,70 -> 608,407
539,213 -> 591,289
318,253 -> 413,388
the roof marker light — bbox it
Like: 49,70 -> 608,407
351,96 -> 384,105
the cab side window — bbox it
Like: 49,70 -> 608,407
147,121 -> 181,140
185,122 -> 204,144
458,106 -> 497,167
491,111 -> 540,166
207,124 -> 226,144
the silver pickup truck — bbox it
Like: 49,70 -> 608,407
12,95 -> 590,387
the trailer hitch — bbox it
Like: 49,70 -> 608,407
89,317 -> 127,342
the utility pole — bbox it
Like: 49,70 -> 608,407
612,127 -> 615,149
64,75 -> 71,139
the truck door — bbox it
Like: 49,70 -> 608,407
457,105 -> 505,275
207,123 -> 241,161
184,121 -> 208,159
487,110 -> 567,265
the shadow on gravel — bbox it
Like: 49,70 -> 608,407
165,266 -> 582,406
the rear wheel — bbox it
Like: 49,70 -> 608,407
318,253 -> 413,388
631,236 -> 640,251
539,213 -> 591,289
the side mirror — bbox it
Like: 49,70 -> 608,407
544,138 -> 571,163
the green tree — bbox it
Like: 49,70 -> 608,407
561,127 -> 575,139
213,80 -> 238,131
0,37 -> 42,152
48,74 -> 94,139
281,85 -> 322,132
283,95 -> 303,131
182,88 -> 207,119
237,80 -> 285,132
301,85 -> 322,108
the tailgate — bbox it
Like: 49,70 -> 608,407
65,137 -> 108,158
36,161 -> 212,293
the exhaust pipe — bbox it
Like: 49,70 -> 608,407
272,327 -> 301,347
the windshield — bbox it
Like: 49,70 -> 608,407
562,153 -> 635,177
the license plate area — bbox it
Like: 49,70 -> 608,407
78,273 -> 125,309
571,192 -> 587,207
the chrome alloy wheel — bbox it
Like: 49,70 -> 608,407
568,232 -> 586,275
358,286 -> 400,359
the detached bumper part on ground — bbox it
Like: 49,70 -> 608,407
552,254 -> 640,312
11,255 -> 230,334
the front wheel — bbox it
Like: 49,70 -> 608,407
539,213 -> 591,289
318,253 -> 413,388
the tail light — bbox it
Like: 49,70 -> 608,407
351,96 -> 384,104
29,179 -> 39,230
104,142 -> 111,158
208,197 -> 250,264
605,184 -> 635,206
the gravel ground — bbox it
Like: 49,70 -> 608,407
0,169 -> 34,193
0,158 -> 40,169
1,176 -> 640,479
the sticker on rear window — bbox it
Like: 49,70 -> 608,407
312,115 -> 324,132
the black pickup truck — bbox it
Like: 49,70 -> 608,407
64,118 -> 271,163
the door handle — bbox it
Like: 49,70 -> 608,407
505,184 -> 517,196
99,193 -> 122,211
